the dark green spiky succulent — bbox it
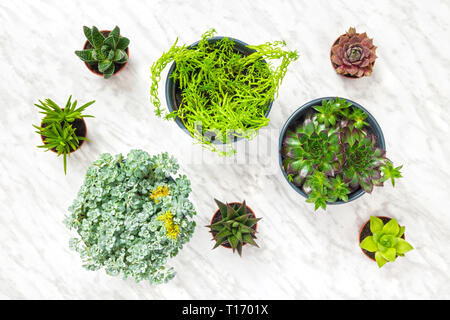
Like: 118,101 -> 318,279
360,216 -> 413,268
206,199 -> 261,256
281,97 -> 403,210
75,26 -> 129,79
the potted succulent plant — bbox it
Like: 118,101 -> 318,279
150,29 -> 299,156
359,216 -> 413,268
33,95 -> 95,174
64,150 -> 197,284
75,26 -> 130,79
279,97 -> 403,210
330,27 -> 377,78
206,199 -> 261,256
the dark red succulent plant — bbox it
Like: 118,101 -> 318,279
331,27 -> 377,78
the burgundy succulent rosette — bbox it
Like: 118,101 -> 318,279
330,27 -> 377,78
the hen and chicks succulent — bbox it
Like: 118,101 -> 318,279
282,98 -> 402,210
331,27 -> 377,78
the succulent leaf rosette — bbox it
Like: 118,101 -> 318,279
360,216 -> 413,268
331,27 -> 377,78
75,26 -> 129,79
206,200 -> 261,256
282,98 -> 403,210
64,150 -> 196,284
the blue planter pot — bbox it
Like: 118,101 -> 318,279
165,36 -> 274,144
278,97 -> 386,205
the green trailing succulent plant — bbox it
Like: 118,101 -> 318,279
360,216 -> 413,268
282,97 -> 403,210
206,199 -> 261,256
75,26 -> 129,79
64,150 -> 196,284
150,29 -> 299,156
33,95 -> 94,174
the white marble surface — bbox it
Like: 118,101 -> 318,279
0,0 -> 449,299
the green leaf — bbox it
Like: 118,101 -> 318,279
83,26 -> 93,46
103,35 -> 116,49
113,49 -> 125,62
109,26 -> 120,43
91,26 -> 105,49
360,236 -> 377,252
397,226 -> 405,238
75,49 -> 96,63
382,218 -> 400,236
375,251 -> 388,268
215,228 -> 231,240
102,64 -> 115,79
395,238 -> 413,254
116,37 -> 130,50
214,199 -> 228,216
380,248 -> 396,262
369,216 -> 384,234
228,235 -> 238,250
98,60 -> 113,73
242,233 -> 259,247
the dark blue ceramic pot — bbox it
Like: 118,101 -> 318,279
278,97 -> 385,205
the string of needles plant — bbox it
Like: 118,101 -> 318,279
282,98 -> 403,210
33,95 -> 94,174
150,29 -> 299,156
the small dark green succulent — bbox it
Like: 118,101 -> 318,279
360,216 -> 413,268
75,26 -> 129,79
281,97 -> 403,210
206,199 -> 261,256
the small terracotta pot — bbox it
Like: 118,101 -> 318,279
330,36 -> 375,79
210,202 -> 258,249
82,30 -> 130,77
359,216 -> 405,262
40,114 -> 87,154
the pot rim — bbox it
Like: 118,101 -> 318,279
210,202 -> 258,249
82,30 -> 130,77
278,97 -> 386,205
358,216 -> 405,262
165,36 -> 274,144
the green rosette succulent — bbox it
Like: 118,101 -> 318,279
75,26 -> 129,79
64,150 -> 196,284
206,200 -> 261,256
281,97 -> 403,210
360,216 -> 413,268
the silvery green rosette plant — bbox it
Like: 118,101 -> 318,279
64,149 -> 196,284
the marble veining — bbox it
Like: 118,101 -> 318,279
0,0 -> 449,299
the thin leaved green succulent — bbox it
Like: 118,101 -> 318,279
150,29 -> 299,156
75,26 -> 129,79
33,95 -> 94,174
360,216 -> 413,268
206,199 -> 261,256
282,97 -> 403,210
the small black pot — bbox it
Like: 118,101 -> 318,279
165,36 -> 273,144
278,97 -> 386,205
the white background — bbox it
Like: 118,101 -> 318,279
0,0 -> 449,299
